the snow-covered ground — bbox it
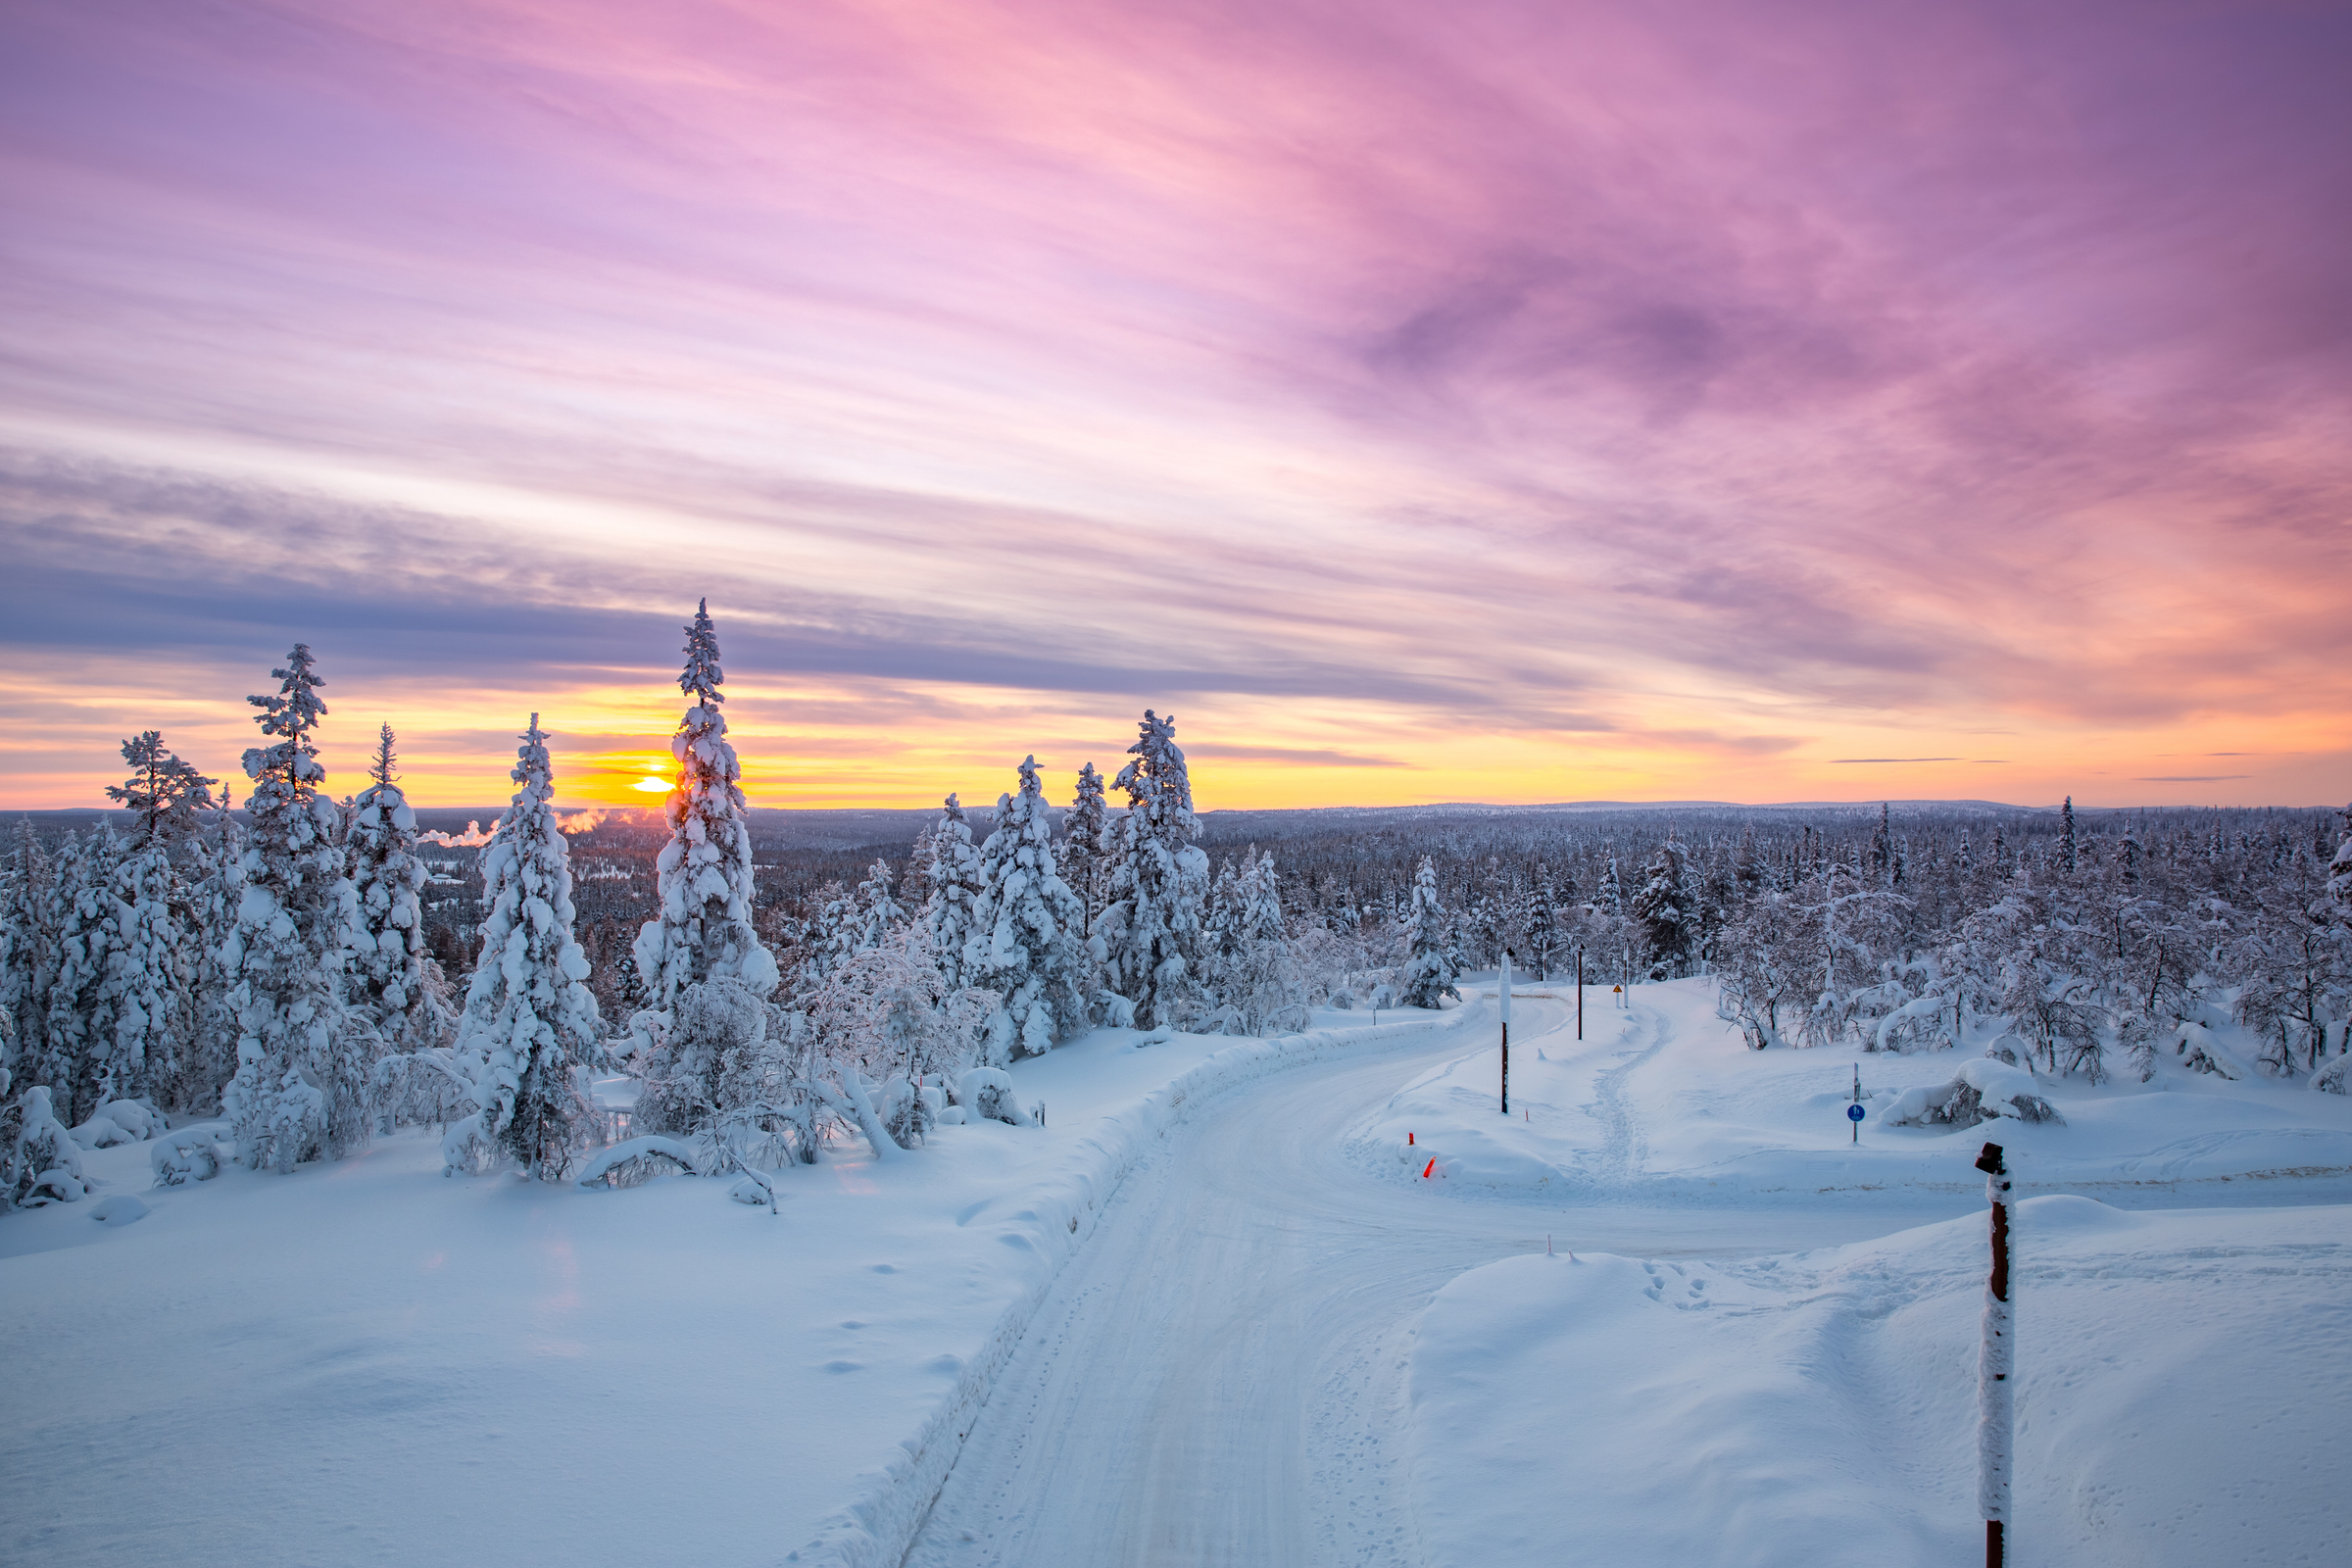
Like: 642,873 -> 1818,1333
0,1008 -> 1464,1568
8,981 -> 2348,1566
1411,1199 -> 2352,1567
1356,978 -> 2352,1199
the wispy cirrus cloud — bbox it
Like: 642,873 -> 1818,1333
0,0 -> 2345,808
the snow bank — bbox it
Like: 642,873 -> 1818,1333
1408,1199 -> 2352,1567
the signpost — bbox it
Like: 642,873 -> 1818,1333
1498,949 -> 1513,1115
1975,1142 -> 2013,1568
1848,1064 -> 1863,1144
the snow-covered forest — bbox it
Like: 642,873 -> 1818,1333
6,603 -> 2350,1205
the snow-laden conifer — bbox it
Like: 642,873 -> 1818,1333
1632,838 -> 1695,978
966,756 -> 1089,1055
445,717 -> 604,1179
921,795 -> 984,992
632,601 -> 778,1006
854,858 -> 907,953
0,822 -> 55,1097
1398,856 -> 1459,1008
181,789 -> 246,1108
1208,849 -> 1305,1036
1523,864 -> 1558,979
345,725 -> 452,1054
1058,762 -> 1109,930
105,731 -> 217,847
220,644 -> 370,1171
107,824 -> 194,1112
1098,711 -> 1209,1030
42,830 -> 127,1122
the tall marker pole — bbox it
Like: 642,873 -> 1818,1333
1498,949 -> 1513,1115
1975,1142 -> 2012,1568
1576,948 -> 1584,1039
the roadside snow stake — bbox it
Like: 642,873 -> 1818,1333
1421,1157 -> 1436,1179
1975,1141 -> 2013,1568
1408,1131 -> 1415,1146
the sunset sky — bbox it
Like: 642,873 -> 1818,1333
2,0 -> 2346,812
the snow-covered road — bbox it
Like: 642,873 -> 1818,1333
903,997 -> 1971,1568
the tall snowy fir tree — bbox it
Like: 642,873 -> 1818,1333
921,795 -> 985,993
633,600 -> 779,1008
220,645 -> 370,1171
966,756 -> 1090,1055
105,731 -> 218,846
2060,796 -> 2079,875
0,822 -> 52,1092
630,604 -> 782,1141
1099,711 -> 1209,1030
345,725 -> 451,1054
1523,864 -> 1558,978
41,830 -> 126,1122
1632,837 -> 1695,978
447,717 -> 604,1179
1597,853 -> 1625,916
1398,856 -> 1458,1008
1058,762 -> 1110,931
853,859 -> 906,953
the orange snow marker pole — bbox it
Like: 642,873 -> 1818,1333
1408,1131 -> 1414,1146
1421,1157 -> 1436,1179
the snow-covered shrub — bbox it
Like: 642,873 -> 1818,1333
68,1099 -> 164,1150
10,1085 -> 86,1204
1878,1057 -> 2064,1129
956,1066 -> 1035,1127
151,1121 -> 235,1186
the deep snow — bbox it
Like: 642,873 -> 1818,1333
7,982 -> 2348,1566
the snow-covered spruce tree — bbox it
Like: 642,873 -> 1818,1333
1596,852 -> 1625,917
632,600 -> 779,1008
854,858 -> 906,953
220,644 -> 371,1171
1058,762 -> 1110,932
1522,864 -> 1559,979
629,604 -> 784,1141
1397,856 -> 1459,1008
2060,796 -> 2079,876
107,823 -> 196,1113
965,756 -> 1090,1056
444,717 -> 605,1180
1098,710 -> 1209,1030
1631,837 -> 1695,979
795,879 -> 856,995
1211,849 -> 1305,1036
345,725 -> 453,1055
0,821 -> 55,1100
921,794 -> 985,993
41,828 -> 127,1123
179,789 -> 247,1110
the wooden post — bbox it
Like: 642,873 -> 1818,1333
1975,1141 -> 2012,1568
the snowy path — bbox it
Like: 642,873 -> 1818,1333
902,998 -> 1969,1568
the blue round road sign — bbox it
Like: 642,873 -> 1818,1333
1846,1102 -> 1866,1122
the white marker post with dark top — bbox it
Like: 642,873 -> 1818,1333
1497,949 -> 1512,1115
1976,1141 -> 2012,1568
